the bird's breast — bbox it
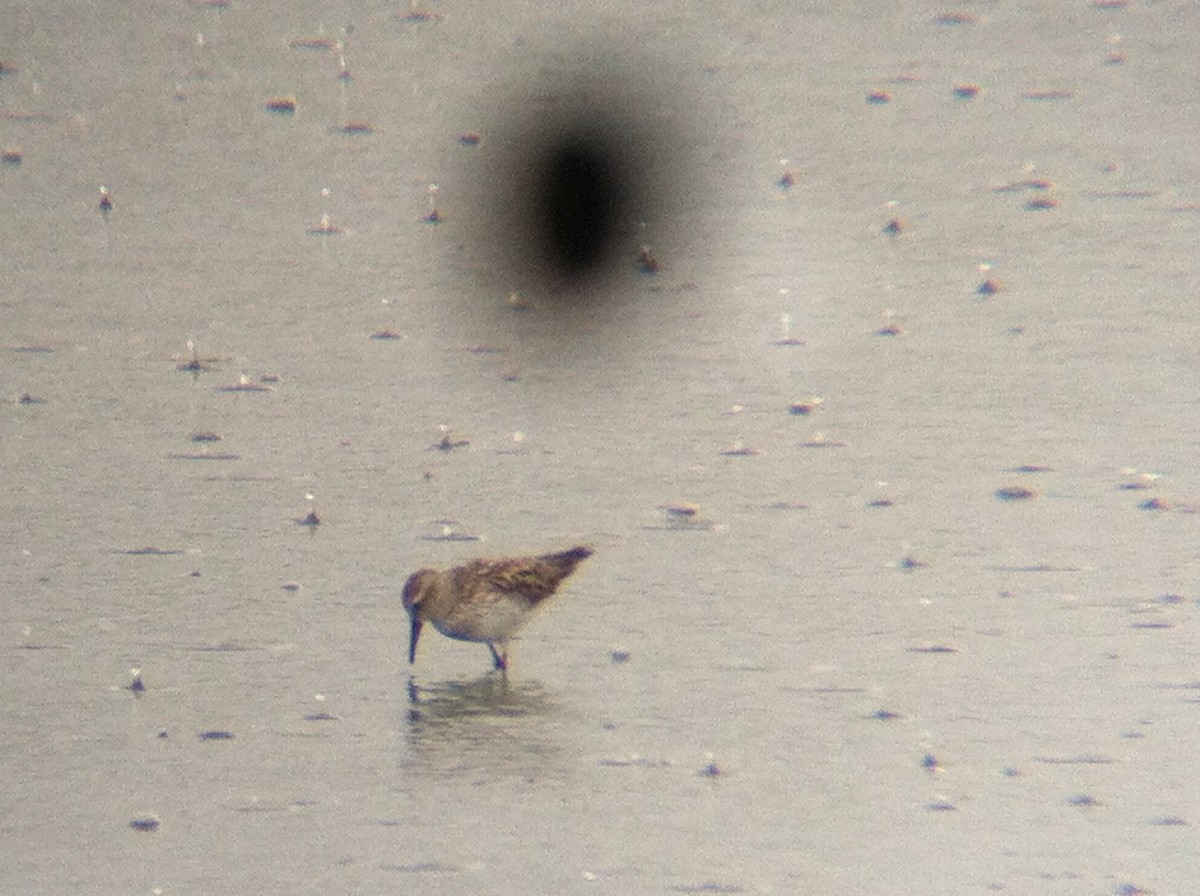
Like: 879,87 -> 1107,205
433,590 -> 538,643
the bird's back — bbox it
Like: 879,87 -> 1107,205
457,545 -> 592,607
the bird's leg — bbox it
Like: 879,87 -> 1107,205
489,642 -> 507,672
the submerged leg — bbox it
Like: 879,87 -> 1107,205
488,642 -> 508,671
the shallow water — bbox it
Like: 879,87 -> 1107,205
2,1 -> 1198,893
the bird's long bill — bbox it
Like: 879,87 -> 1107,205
408,616 -> 423,664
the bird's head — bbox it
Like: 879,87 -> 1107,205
402,569 -> 433,612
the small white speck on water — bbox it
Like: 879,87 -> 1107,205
697,752 -> 723,777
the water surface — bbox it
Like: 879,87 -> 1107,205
2,1 -> 1198,893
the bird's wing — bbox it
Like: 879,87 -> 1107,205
475,557 -> 559,600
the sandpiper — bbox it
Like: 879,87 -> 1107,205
403,545 -> 592,671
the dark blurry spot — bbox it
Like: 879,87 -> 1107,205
788,399 -> 820,415
907,644 -> 958,653
1148,816 -> 1189,826
995,485 -> 1036,501
932,11 -> 980,25
670,882 -> 742,893
265,95 -> 297,114
499,108 -> 652,297
396,6 -> 441,23
457,48 -> 710,306
289,35 -> 335,50
537,140 -> 620,273
1022,90 -> 1074,101
330,121 -> 375,135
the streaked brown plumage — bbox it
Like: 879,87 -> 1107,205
402,545 -> 593,671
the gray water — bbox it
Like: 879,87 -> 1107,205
2,1 -> 1198,893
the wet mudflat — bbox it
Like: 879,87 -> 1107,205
2,1 -> 1198,893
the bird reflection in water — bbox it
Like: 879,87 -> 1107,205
402,674 -> 565,782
